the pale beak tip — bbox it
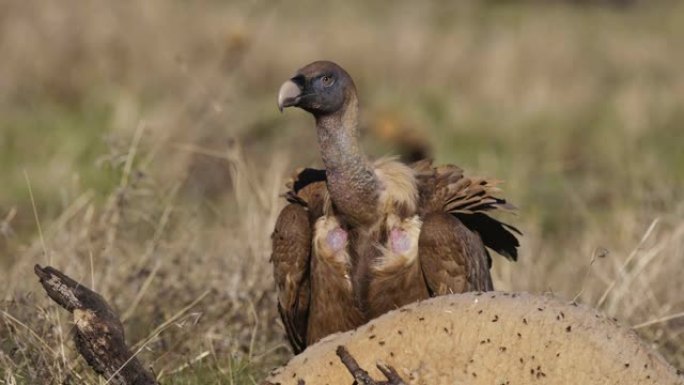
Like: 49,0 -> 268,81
277,79 -> 302,113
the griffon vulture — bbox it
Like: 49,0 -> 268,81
271,61 -> 520,354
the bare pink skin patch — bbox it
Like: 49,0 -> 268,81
390,228 -> 411,254
326,228 -> 348,253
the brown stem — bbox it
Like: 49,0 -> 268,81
34,264 -> 159,385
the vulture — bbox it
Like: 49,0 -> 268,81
271,61 -> 520,354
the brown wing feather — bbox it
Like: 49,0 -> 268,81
271,203 -> 312,354
419,213 -> 493,294
414,160 -> 520,261
272,168 -> 331,353
285,168 -> 328,220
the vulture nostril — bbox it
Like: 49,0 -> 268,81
290,74 -> 306,87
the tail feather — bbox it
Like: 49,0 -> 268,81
453,212 -> 521,261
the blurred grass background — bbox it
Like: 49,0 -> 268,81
1,0 -> 683,383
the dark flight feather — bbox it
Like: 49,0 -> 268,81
453,212 -> 521,261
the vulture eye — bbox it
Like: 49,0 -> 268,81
321,75 -> 334,87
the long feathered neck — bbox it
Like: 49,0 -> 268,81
316,94 -> 379,225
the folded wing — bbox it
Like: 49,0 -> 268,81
271,203 -> 312,354
414,160 -> 520,293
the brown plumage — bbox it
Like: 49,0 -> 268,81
272,61 -> 520,353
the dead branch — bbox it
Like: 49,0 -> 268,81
34,264 -> 159,385
375,361 -> 406,385
336,345 -> 407,385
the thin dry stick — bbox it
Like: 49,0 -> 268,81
376,361 -> 407,385
335,345 -> 407,385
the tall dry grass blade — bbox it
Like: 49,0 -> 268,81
105,289 -> 210,384
53,311 -> 68,383
163,350 -> 210,377
0,310 -> 58,357
131,290 -> 211,351
121,260 -> 161,322
89,247 -> 96,292
572,247 -> 608,303
597,218 -> 659,309
102,120 -> 146,257
633,311 -> 684,330
1,207 -> 17,237
23,170 -> 48,265
139,183 -> 180,268
120,121 -> 146,189
248,301 -> 259,362
46,190 -> 95,238
23,171 -> 69,380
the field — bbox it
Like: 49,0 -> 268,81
1,0 -> 683,383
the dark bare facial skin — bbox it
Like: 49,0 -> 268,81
279,61 -> 356,117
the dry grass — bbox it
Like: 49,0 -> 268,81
1,0 -> 683,383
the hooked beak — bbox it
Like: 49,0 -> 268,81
277,79 -> 302,112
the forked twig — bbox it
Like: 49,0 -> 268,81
336,345 -> 407,385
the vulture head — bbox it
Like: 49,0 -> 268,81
278,61 -> 357,116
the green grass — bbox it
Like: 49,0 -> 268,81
0,101 -> 116,192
